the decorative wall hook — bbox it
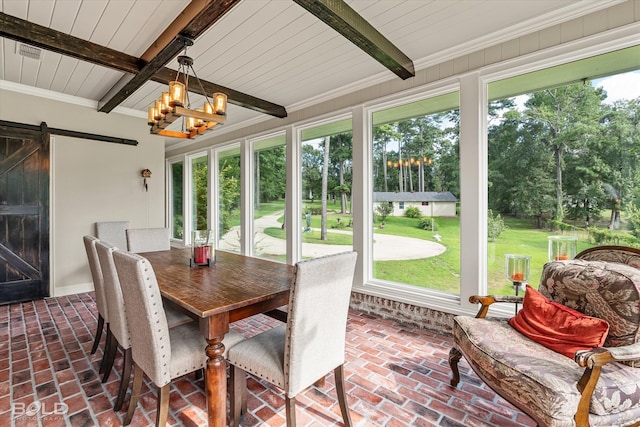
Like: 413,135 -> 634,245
141,169 -> 152,191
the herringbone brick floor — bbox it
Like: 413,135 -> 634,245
0,293 -> 536,426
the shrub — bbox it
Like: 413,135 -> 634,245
418,217 -> 437,231
626,204 -> 640,238
546,219 -> 578,232
331,218 -> 347,229
488,209 -> 506,241
304,205 -> 322,215
404,206 -> 422,218
376,203 -> 393,224
587,226 -> 640,247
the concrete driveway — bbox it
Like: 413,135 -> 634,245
219,212 -> 446,260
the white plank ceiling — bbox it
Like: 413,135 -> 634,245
0,0 -> 622,146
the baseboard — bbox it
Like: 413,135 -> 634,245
53,282 -> 94,297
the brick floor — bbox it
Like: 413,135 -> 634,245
0,293 -> 536,426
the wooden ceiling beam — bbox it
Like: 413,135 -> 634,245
99,0 -> 240,113
293,0 -> 415,80
0,12 -> 141,74
0,11 -> 287,118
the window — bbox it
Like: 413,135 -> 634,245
217,147 -> 241,253
252,135 -> 287,261
371,91 -> 460,295
486,47 -> 640,295
170,161 -> 183,240
165,32 -> 637,318
191,154 -> 208,231
301,119 -> 353,259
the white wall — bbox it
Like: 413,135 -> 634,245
0,89 -> 165,296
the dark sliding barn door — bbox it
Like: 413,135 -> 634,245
0,123 -> 49,304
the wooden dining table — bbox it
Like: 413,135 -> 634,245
142,248 -> 294,427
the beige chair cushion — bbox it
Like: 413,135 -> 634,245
229,325 -> 286,388
164,300 -> 195,328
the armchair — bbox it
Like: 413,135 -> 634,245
450,246 -> 640,427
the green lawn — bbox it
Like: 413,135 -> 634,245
487,217 -> 593,294
373,216 -> 461,292
242,199 -> 630,295
255,200 -> 286,218
264,223 -> 353,245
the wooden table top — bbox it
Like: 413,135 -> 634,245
143,248 -> 294,319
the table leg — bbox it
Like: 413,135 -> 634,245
205,335 -> 226,427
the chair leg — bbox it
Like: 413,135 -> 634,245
102,337 -> 119,383
124,363 -> 143,426
314,375 -> 326,388
114,347 -> 132,411
334,365 -> 353,427
229,365 -> 246,427
99,326 -> 113,374
156,384 -> 170,427
91,314 -> 104,354
448,347 -> 463,387
285,396 -> 297,427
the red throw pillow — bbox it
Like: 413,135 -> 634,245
508,285 -> 610,358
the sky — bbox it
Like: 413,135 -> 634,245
594,70 -> 640,104
511,70 -> 639,111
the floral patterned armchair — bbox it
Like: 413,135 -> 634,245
449,246 -> 640,427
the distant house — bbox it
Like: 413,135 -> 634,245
373,192 -> 458,217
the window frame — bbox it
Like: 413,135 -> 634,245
166,27 -> 639,318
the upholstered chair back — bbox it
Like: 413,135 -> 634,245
95,241 -> 131,350
126,227 -> 171,253
83,235 -> 108,323
112,250 -> 172,386
539,259 -> 640,364
575,245 -> 640,269
284,251 -> 357,396
95,221 -> 130,251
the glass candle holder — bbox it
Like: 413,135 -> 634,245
191,229 -> 214,266
548,235 -> 577,261
505,254 -> 531,284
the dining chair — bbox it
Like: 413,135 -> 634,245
82,235 -> 111,373
126,227 -> 171,253
95,221 -> 130,250
96,241 -> 196,408
112,249 -> 244,426
227,251 -> 358,427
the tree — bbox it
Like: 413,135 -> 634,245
192,158 -> 208,230
487,209 -> 507,241
488,106 -> 555,221
598,99 -> 640,229
373,124 -> 400,192
256,146 -> 286,204
171,162 -> 184,238
219,158 -> 240,234
376,202 -> 393,225
329,133 -> 352,213
302,143 -> 323,200
524,83 -> 605,221
320,136 -> 330,240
